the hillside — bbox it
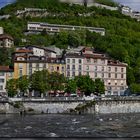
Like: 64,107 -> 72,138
0,0 -> 140,86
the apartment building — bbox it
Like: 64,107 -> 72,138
47,57 -> 66,76
66,47 -> 127,95
27,22 -> 105,36
13,46 -> 65,79
0,66 -> 13,94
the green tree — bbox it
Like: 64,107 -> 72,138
130,83 -> 140,94
18,75 -> 30,95
94,78 -> 105,94
65,79 -> 77,93
75,75 -> 95,96
6,79 -> 18,97
30,70 -> 50,95
48,72 -> 66,92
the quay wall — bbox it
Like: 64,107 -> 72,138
86,99 -> 140,114
0,97 -> 140,114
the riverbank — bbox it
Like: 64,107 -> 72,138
0,97 -> 140,114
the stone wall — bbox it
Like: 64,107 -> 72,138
23,101 -> 83,114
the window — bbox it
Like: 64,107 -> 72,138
72,59 -> 75,63
67,59 -> 70,63
29,63 -> 32,68
108,67 -> 111,71
72,71 -> 75,77
62,66 -> 64,71
43,63 -> 46,69
19,69 -> 22,77
79,72 -> 81,76
115,67 -> 117,72
67,71 -> 70,77
87,58 -> 91,63
95,72 -> 97,77
121,74 -> 124,78
107,86 -> 112,90
87,72 -> 89,76
121,68 -> 124,72
108,82 -> 111,85
101,59 -> 105,64
72,65 -> 75,70
67,65 -> 70,70
0,79 -> 4,83
29,69 -> 32,75
57,66 -> 59,71
115,73 -> 117,78
120,87 -> 124,90
95,66 -> 97,71
102,73 -> 104,78
94,59 -> 97,63
79,65 -> 82,70
102,66 -> 104,71
108,73 -> 111,78
0,85 -> 3,90
79,59 -> 82,63
36,63 -> 39,70
86,66 -> 89,70
0,72 -> 4,76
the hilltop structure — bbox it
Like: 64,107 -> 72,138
27,22 -> 105,36
0,27 -> 14,48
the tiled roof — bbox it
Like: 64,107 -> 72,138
15,49 -> 33,53
0,34 -> 13,40
0,66 -> 13,72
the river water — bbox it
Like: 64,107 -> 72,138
0,113 -> 139,138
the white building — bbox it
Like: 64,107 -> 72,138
0,66 -> 13,94
27,22 -> 105,36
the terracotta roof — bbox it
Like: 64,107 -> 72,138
15,49 -> 33,53
0,34 -> 13,40
0,66 -> 13,72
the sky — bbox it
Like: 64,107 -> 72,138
114,0 -> 140,11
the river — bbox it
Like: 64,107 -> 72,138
0,113 -> 139,138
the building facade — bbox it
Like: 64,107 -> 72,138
0,66 -> 13,94
27,22 -> 105,36
12,46 -> 127,95
0,34 -> 14,48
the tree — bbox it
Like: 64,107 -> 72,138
48,72 -> 66,92
18,75 -> 30,95
6,79 -> 18,97
68,32 -> 81,47
30,70 -> 50,95
65,79 -> 77,93
75,75 -> 95,96
130,83 -> 140,94
94,78 -> 105,94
